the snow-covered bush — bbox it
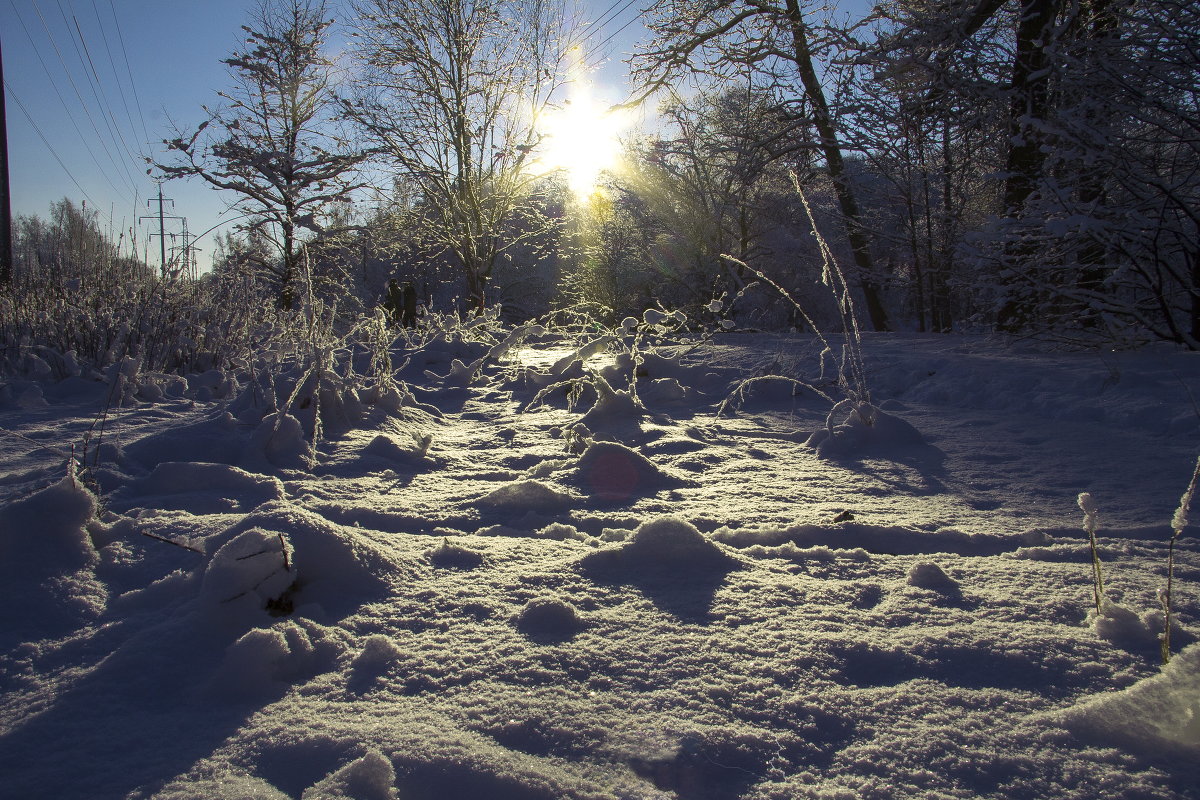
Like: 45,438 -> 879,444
1,267 -> 272,378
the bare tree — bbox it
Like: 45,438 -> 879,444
872,0 -> 1200,344
344,0 -> 574,312
158,0 -> 368,310
612,85 -> 803,309
631,0 -> 892,331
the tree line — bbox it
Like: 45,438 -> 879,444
7,0 -> 1198,348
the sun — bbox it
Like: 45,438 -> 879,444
539,79 -> 632,199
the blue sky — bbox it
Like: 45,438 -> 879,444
0,0 -> 867,274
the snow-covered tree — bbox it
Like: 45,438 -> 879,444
344,0 -> 575,312
158,0 -> 369,310
868,0 -> 1200,344
631,0 -> 893,331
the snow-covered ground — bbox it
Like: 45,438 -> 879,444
1,327 -> 1198,800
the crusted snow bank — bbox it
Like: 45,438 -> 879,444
1061,642 -> 1200,756
0,471 -> 98,574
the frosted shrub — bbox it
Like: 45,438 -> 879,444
0,269 -> 272,378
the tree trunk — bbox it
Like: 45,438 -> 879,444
280,218 -> 296,311
783,0 -> 890,332
1191,258 -> 1200,345
996,0 -> 1064,331
1003,0 -> 1063,213
1073,0 -> 1120,311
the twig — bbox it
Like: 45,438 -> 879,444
0,426 -> 75,461
140,530 -> 204,554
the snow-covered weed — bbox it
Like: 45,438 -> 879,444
716,181 -> 873,434
1162,454 -> 1200,663
1081,456 -> 1199,663
1077,492 -> 1106,613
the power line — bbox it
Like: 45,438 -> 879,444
7,0 -> 130,202
105,0 -> 151,149
4,81 -> 101,209
585,6 -> 648,63
29,0 -> 139,200
586,0 -> 640,34
61,1 -> 143,192
90,0 -> 146,158
54,0 -> 141,195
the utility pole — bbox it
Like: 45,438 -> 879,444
181,218 -> 202,280
0,34 -> 14,287
169,218 -> 202,280
140,185 -> 182,279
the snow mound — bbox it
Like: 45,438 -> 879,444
123,411 -> 245,469
426,537 -> 484,569
137,461 -> 283,499
581,516 -> 739,574
478,479 -> 574,512
201,527 -> 296,619
0,473 -> 105,636
638,377 -> 690,406
350,634 -> 404,682
625,517 -> 735,563
550,335 -> 616,375
150,772 -> 290,800
577,373 -> 647,434
301,750 -> 397,800
0,472 -> 98,576
115,461 -> 285,514
1061,642 -> 1200,756
204,502 -> 398,622
806,402 -> 931,458
1089,600 -> 1163,650
569,441 -> 689,502
535,522 -> 596,543
17,383 -> 49,410
425,356 -> 486,387
710,522 -> 1033,557
514,596 -> 586,641
907,561 -> 961,594
245,412 -> 313,470
187,368 -> 237,400
209,619 -> 343,701
361,433 -> 431,465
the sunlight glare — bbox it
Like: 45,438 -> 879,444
539,63 -> 632,199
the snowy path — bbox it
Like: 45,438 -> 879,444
1,333 -> 1198,799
